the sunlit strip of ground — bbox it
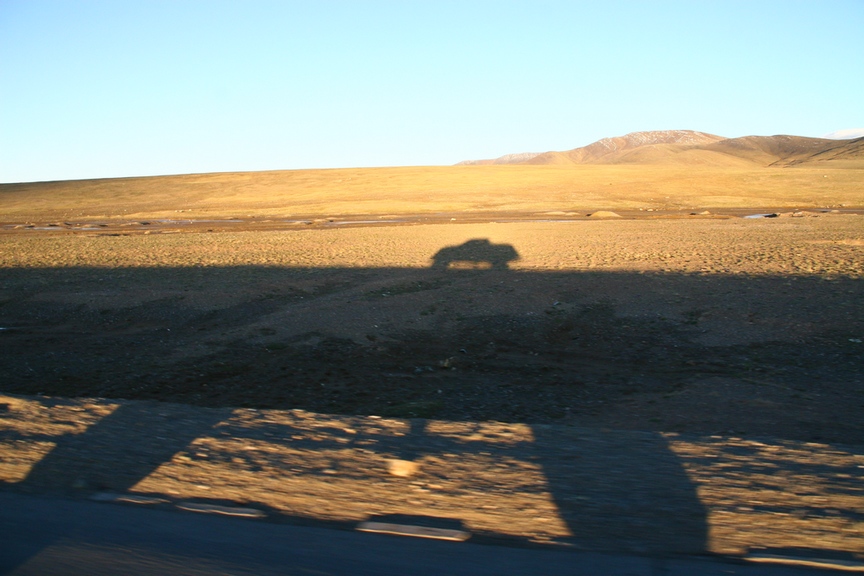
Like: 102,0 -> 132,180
1,219 -> 862,279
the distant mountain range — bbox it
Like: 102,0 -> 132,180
457,130 -> 864,167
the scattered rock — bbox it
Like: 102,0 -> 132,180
387,459 -> 420,477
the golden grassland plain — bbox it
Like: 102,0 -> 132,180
1,163 -> 862,221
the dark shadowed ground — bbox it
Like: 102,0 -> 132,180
1,257 -> 862,443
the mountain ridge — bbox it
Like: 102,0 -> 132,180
459,130 -> 864,168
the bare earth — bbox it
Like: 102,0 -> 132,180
1,212 -> 863,561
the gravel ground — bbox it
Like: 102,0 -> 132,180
1,214 -> 863,558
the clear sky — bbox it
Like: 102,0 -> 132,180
2,0 -> 863,183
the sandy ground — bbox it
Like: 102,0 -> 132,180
1,213 -> 863,559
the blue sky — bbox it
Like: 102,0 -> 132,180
1,0 -> 863,183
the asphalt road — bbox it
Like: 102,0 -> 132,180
0,492 -> 849,576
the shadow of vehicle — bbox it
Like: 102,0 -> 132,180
431,239 -> 519,270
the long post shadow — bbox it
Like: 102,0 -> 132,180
18,402 -> 228,494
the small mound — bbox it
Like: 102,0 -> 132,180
588,211 -> 622,219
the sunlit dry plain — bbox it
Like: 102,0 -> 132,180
2,160 -> 863,558
2,163 -> 862,221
